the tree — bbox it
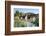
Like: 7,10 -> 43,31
19,12 -> 22,16
31,18 -> 39,26
34,18 -> 39,26
14,10 -> 20,16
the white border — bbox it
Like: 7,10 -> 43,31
11,5 -> 42,31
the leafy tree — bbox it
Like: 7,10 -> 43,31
19,12 -> 22,16
31,18 -> 39,26
14,10 -> 22,16
34,18 -> 39,26
14,10 -> 20,16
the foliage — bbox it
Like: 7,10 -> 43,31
14,10 -> 20,16
14,10 -> 22,16
31,18 -> 39,26
14,17 -> 27,27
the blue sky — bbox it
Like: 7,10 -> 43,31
14,8 -> 39,14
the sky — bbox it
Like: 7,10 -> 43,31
14,8 -> 39,14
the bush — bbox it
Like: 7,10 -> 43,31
31,18 -> 39,26
14,18 -> 27,27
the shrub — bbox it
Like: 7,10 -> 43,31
31,18 -> 39,26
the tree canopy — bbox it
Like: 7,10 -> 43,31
14,10 -> 22,16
